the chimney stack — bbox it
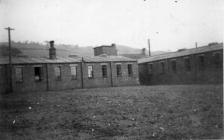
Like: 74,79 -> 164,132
49,40 -> 56,59
148,39 -> 151,56
142,48 -> 146,56
195,42 -> 198,48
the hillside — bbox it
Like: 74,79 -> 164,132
0,42 -> 168,58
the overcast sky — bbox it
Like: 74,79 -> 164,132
0,0 -> 223,51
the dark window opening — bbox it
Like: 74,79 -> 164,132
171,61 -> 177,73
55,66 -> 62,80
128,64 -> 133,77
116,64 -> 122,77
102,65 -> 107,78
88,65 -> 94,78
34,67 -> 42,81
148,63 -> 153,74
214,53 -> 222,69
15,67 -> 23,82
199,55 -> 205,71
161,62 -> 165,73
184,58 -> 191,71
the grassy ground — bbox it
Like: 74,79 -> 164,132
0,85 -> 223,140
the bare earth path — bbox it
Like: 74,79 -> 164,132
0,85 -> 223,140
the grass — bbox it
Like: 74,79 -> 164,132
0,85 -> 223,140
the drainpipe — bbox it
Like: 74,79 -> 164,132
110,61 -> 113,87
80,57 -> 84,89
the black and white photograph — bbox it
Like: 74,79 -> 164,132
0,0 -> 223,139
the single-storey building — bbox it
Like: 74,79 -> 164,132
138,43 -> 223,85
0,41 -> 139,94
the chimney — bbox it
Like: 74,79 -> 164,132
49,40 -> 56,59
148,39 -> 151,56
111,43 -> 118,56
195,42 -> 198,48
141,48 -> 146,55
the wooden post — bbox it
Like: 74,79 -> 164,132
5,27 -> 14,93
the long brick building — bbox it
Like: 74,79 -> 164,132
138,43 -> 223,85
0,41 -> 139,94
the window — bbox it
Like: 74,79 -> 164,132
15,67 -> 23,82
184,58 -> 191,71
88,65 -> 94,78
101,65 -> 107,78
171,60 -> 177,73
148,63 -> 153,74
34,66 -> 42,81
127,64 -> 133,76
116,64 -> 122,77
160,62 -> 165,74
198,55 -> 205,71
70,65 -> 77,80
55,66 -> 61,80
213,53 -> 222,69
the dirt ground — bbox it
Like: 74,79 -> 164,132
0,85 -> 223,140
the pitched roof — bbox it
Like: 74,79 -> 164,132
0,55 -> 136,65
120,54 -> 147,59
138,43 -> 223,64
83,55 -> 136,62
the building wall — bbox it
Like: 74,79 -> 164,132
47,63 -> 82,91
83,61 -> 139,88
1,61 -> 139,94
111,62 -> 139,87
82,62 -> 112,88
0,65 -> 9,94
139,50 -> 223,85
12,64 -> 48,93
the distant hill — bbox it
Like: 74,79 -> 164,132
0,42 -> 169,58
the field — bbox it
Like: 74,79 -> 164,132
0,85 -> 223,140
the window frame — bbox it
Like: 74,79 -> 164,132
70,64 -> 78,80
87,65 -> 94,79
198,54 -> 205,71
127,64 -> 133,77
54,66 -> 62,81
148,63 -> 153,74
116,63 -> 122,77
101,64 -> 108,78
15,66 -> 23,82
171,60 -> 177,73
34,66 -> 43,82
213,52 -> 222,69
184,57 -> 191,72
160,61 -> 165,74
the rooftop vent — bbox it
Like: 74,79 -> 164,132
177,48 -> 187,52
208,42 -> 218,46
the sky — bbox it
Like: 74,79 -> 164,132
0,0 -> 223,51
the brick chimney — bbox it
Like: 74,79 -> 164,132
49,40 -> 56,59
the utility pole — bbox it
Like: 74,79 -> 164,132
5,27 -> 14,93
148,39 -> 151,56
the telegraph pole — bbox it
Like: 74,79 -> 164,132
5,27 -> 14,93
